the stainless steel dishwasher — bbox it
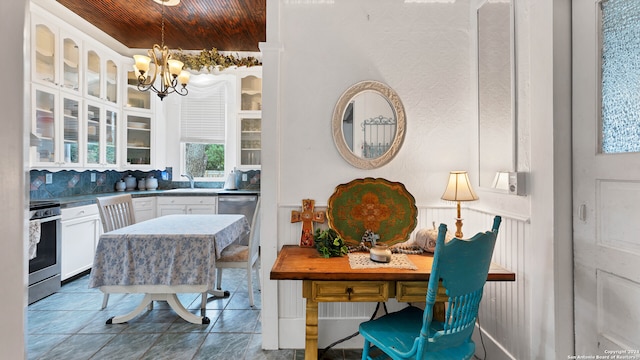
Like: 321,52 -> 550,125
217,193 -> 259,245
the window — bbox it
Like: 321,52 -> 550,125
600,0 -> 640,153
184,143 -> 225,179
181,82 -> 227,180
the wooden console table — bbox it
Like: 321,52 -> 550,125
270,245 -> 515,360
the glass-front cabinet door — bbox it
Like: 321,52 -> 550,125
62,37 -> 80,92
86,103 -> 101,165
32,87 -> 57,165
85,102 -> 119,167
106,60 -> 118,104
240,75 -> 262,111
32,15 -> 82,95
125,113 -> 152,166
34,24 -> 56,86
86,51 -> 101,99
62,96 -> 80,166
86,47 -> 120,104
239,117 -> 261,167
105,108 -> 117,165
237,72 -> 262,169
126,69 -> 151,110
31,85 -> 82,167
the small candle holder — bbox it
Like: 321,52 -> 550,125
370,244 -> 392,263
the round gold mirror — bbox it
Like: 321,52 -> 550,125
332,81 -> 406,169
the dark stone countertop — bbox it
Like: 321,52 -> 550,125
53,189 -> 260,208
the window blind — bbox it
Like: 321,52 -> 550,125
180,83 -> 226,143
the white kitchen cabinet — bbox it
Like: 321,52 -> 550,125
31,13 -> 82,94
237,70 -> 262,169
123,112 -> 153,168
125,67 -> 152,111
85,44 -> 120,105
60,204 -> 101,281
30,8 -> 130,171
132,197 -> 157,222
85,100 -> 119,167
156,197 -> 217,217
30,85 -> 83,167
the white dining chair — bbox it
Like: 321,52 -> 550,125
214,198 -> 261,306
96,194 -> 136,309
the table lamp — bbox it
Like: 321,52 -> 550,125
441,171 -> 479,238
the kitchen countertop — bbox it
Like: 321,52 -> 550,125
47,189 -> 260,208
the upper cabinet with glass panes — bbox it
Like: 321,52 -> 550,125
240,75 -> 262,111
126,67 -> 152,111
31,14 -> 82,95
29,9 -> 126,170
85,44 -> 119,105
237,70 -> 262,169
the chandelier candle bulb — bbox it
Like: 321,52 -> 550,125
178,71 -> 190,86
133,55 -> 151,73
167,59 -> 184,76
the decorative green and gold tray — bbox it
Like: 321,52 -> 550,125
327,178 -> 417,246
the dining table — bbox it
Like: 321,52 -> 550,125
89,214 -> 250,325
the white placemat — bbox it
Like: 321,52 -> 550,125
348,252 -> 418,270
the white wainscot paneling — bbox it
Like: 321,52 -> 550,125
466,210 -> 530,360
598,180 -> 640,254
597,270 -> 640,350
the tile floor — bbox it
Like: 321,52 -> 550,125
27,269 -> 363,360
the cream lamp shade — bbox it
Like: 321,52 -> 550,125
441,171 -> 479,202
441,171 -> 478,238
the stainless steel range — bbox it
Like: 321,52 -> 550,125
28,200 -> 61,304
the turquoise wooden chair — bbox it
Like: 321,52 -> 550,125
359,216 -> 502,360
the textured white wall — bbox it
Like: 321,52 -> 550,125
277,0 -> 475,205
1,1 -> 28,358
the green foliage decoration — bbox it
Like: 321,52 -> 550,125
314,228 -> 349,258
172,48 -> 262,72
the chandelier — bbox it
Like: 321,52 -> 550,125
133,0 -> 189,100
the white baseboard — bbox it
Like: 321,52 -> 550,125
472,323 -> 517,360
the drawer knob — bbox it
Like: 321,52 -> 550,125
346,287 -> 353,301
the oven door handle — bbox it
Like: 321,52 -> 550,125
30,215 -> 62,223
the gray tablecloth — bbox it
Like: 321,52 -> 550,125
89,214 -> 249,290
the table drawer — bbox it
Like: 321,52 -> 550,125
306,281 -> 391,302
397,281 -> 449,303
396,281 -> 428,302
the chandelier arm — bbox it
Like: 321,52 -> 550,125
137,82 -> 161,94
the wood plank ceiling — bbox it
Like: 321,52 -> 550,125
56,0 -> 266,52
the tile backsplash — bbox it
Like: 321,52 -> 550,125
29,169 -> 173,200
29,168 -> 260,200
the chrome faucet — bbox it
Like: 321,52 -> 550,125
181,173 -> 195,189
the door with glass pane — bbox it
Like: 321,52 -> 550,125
62,37 -> 80,92
33,23 -> 56,85
86,50 -> 101,99
62,96 -> 80,166
106,60 -> 118,103
126,113 -> 152,166
240,117 -> 261,167
86,103 -> 101,165
573,0 -> 640,355
32,87 -> 57,164
105,108 -> 117,165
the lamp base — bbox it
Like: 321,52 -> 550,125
454,217 -> 464,238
